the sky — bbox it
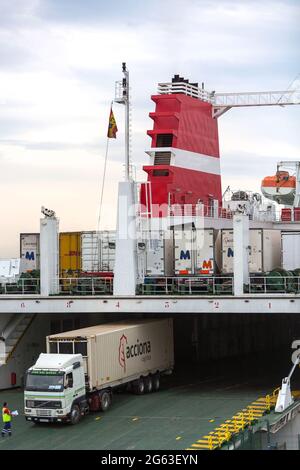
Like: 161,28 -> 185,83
0,0 -> 299,257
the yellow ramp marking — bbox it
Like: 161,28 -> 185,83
187,386 -> 281,450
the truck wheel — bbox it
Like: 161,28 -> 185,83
100,391 -> 111,412
152,374 -> 160,392
144,376 -> 153,393
70,405 -> 81,425
133,378 -> 145,395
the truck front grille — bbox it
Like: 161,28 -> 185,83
26,400 -> 62,409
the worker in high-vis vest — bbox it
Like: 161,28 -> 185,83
2,402 -> 12,437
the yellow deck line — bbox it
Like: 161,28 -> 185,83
186,387 -> 281,450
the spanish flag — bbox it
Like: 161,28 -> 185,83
107,107 -> 118,138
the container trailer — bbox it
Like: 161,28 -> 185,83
99,230 -> 116,272
24,319 -> 174,424
281,231 -> 300,271
221,229 -> 281,274
81,231 -> 116,273
81,231 -> 100,272
20,233 -> 40,273
59,232 -> 82,277
144,230 -> 173,277
174,229 -> 217,275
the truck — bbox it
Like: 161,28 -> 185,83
24,318 -> 174,424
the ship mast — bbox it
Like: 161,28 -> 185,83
115,62 -> 130,181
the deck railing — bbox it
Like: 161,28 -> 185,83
1,275 -> 300,296
248,276 -> 300,294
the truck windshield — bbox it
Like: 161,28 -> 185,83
25,371 -> 65,392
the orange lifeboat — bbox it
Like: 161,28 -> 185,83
261,171 -> 296,205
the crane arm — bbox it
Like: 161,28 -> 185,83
212,90 -> 299,118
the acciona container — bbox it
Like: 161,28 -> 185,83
20,233 -> 40,272
46,318 -> 174,391
221,229 -> 281,274
281,231 -> 300,270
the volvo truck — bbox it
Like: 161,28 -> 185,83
24,318 -> 174,424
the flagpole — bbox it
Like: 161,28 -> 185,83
97,134 -> 110,234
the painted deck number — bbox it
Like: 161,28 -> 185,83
214,301 -> 220,309
165,302 -> 170,308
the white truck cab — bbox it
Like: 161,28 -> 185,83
24,353 -> 87,424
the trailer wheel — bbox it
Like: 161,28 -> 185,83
100,391 -> 111,412
144,376 -> 153,393
133,378 -> 145,395
70,405 -> 81,425
152,374 -> 160,392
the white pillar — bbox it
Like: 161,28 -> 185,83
233,214 -> 250,296
40,216 -> 59,296
113,181 -> 137,296
295,162 -> 300,207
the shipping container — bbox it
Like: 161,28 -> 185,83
221,229 -> 281,274
59,232 -> 82,277
81,231 -> 100,272
46,318 -> 174,391
174,229 -> 216,275
145,230 -> 173,276
281,231 -> 300,270
0,259 -> 20,280
99,231 -> 116,272
20,233 -> 40,272
174,229 -> 194,275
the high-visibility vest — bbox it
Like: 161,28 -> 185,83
2,408 -> 11,423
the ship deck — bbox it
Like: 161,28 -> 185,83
1,354 -> 298,451
0,294 -> 300,315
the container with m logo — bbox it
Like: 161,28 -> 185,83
180,250 -> 191,260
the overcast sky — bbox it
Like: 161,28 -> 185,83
0,0 -> 299,257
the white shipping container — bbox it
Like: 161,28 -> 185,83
0,259 -> 20,280
221,229 -> 281,273
100,231 -> 116,272
145,231 -> 173,276
174,229 -> 194,275
81,231 -> 116,273
281,232 -> 300,270
81,231 -> 100,272
174,229 -> 215,275
20,233 -> 40,272
46,318 -> 174,391
195,229 -> 215,275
